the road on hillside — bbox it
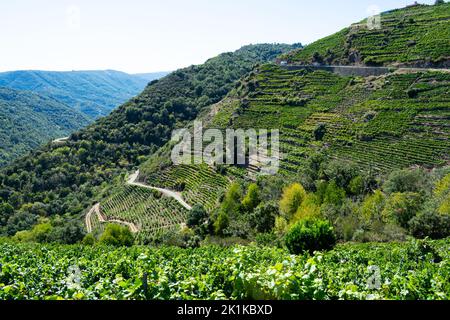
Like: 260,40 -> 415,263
85,202 -> 139,233
127,170 -> 193,210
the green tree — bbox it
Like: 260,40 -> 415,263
280,183 -> 307,221
0,202 -> 14,226
383,169 -> 430,195
187,204 -> 208,228
382,192 -> 422,228
249,202 -> 278,233
285,218 -> 336,254
214,210 -> 230,235
99,224 -> 134,246
241,183 -> 260,212
361,190 -> 386,223
322,181 -> 346,206
82,233 -> 96,245
313,123 -> 327,141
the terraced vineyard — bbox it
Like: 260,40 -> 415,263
100,185 -> 189,243
283,3 -> 450,66
205,64 -> 450,177
143,164 -> 230,211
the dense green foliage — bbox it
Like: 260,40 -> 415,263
0,238 -> 448,300
98,224 -> 134,247
0,70 -> 151,118
285,218 -> 336,254
0,87 -> 90,167
282,3 -> 450,67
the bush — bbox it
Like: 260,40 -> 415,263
361,190 -> 385,223
187,204 -> 208,228
313,123 -> 326,141
285,218 -> 336,254
322,181 -> 346,206
82,233 -> 96,245
409,211 -> 450,239
99,224 -> 134,246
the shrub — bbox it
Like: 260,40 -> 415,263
187,204 -> 208,228
285,218 -> 336,254
280,183 -> 307,221
434,173 -> 450,215
409,210 -> 450,239
313,123 -> 326,141
293,194 -> 321,222
99,224 -> 134,246
349,176 -> 364,195
221,183 -> 242,215
82,233 -> 96,245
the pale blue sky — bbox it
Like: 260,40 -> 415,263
0,0 -> 437,73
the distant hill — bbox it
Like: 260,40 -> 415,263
282,2 -> 450,67
0,87 -> 90,167
0,70 -> 153,119
134,72 -> 171,82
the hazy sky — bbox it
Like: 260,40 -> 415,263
0,0 -> 437,73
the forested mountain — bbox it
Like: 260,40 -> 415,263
0,43 -> 300,238
134,72 -> 170,82
282,2 -> 450,67
0,87 -> 90,167
0,70 -> 152,118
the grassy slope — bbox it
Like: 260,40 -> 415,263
282,3 -> 450,67
0,87 -> 90,167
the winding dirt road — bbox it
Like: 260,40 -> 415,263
127,170 -> 192,210
85,202 -> 139,233
85,170 -> 192,233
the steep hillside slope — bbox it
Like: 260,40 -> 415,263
124,4 -> 450,243
0,43 -> 299,233
0,87 -> 90,167
0,70 -> 151,118
282,2 -> 450,67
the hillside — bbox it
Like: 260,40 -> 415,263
0,43 -> 300,239
281,2 -> 450,67
134,72 -> 170,82
0,70 -> 152,118
0,87 -> 90,167
118,3 -> 449,244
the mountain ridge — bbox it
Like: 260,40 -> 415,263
0,69 -> 154,118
